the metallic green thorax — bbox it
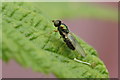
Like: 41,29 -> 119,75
60,23 -> 69,34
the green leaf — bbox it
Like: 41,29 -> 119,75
2,2 -> 109,78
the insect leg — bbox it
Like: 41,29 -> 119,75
48,29 -> 58,35
74,58 -> 91,66
54,30 -> 58,32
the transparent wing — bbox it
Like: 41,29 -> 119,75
67,32 -> 86,57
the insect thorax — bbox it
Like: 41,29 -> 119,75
60,23 -> 69,33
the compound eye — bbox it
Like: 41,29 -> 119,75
52,20 -> 61,27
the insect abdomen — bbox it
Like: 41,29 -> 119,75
64,38 -> 75,50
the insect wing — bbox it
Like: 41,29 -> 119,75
67,33 -> 86,57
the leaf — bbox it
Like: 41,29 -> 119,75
2,2 -> 109,78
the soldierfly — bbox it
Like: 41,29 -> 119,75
52,20 -> 91,65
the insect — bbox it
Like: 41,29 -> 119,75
52,20 -> 91,65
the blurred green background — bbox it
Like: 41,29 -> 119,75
30,2 -> 117,20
